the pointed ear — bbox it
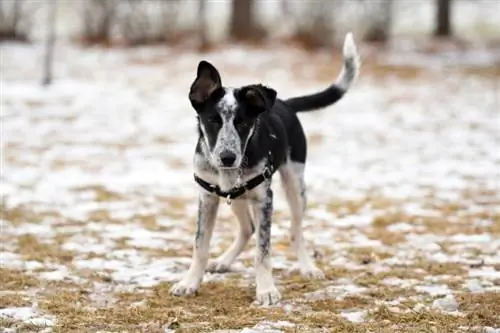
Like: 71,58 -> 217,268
189,60 -> 222,106
239,84 -> 277,113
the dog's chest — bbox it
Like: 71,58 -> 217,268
193,153 -> 267,195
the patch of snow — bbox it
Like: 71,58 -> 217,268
415,284 -> 452,296
432,294 -> 459,312
305,283 -> 368,301
332,214 -> 374,228
381,277 -> 420,288
387,222 -> 420,233
464,279 -> 486,293
39,267 -> 70,281
484,328 -> 500,333
469,267 -> 500,279
239,321 -> 294,333
340,310 -> 367,323
0,307 -> 54,327
449,234 -> 493,243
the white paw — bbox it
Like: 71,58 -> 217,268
206,260 -> 231,273
169,278 -> 201,296
300,266 -> 325,280
255,286 -> 282,306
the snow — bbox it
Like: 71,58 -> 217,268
2,24 -> 500,331
469,267 -> 500,280
415,284 -> 452,297
464,279 -> 486,294
340,310 -> 367,323
431,294 -> 459,312
0,307 -> 54,327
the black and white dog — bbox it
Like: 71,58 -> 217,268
170,33 -> 360,306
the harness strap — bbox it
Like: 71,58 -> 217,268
194,165 -> 273,200
194,167 -> 273,199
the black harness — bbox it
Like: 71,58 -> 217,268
194,156 -> 274,204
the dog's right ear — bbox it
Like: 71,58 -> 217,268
189,61 -> 222,109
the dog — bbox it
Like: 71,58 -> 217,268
169,32 -> 360,306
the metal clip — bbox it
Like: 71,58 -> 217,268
226,194 -> 232,205
263,167 -> 272,179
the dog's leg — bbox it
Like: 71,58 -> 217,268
280,162 -> 324,279
207,200 -> 254,273
170,192 -> 219,296
252,184 -> 281,306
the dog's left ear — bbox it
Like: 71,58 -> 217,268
239,84 -> 277,113
189,60 -> 222,108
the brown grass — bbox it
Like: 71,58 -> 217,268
0,294 -> 32,308
16,234 -> 75,264
1,268 -> 40,290
71,185 -> 125,202
1,203 -> 63,227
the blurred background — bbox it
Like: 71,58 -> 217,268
1,1 -> 500,331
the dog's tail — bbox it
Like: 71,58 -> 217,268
284,32 -> 360,113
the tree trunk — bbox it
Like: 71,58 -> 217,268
435,0 -> 452,37
12,0 -> 23,34
229,0 -> 257,41
198,0 -> 209,50
42,0 -> 57,86
364,0 -> 393,43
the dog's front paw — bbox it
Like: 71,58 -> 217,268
206,259 -> 231,273
169,278 -> 201,296
255,286 -> 282,306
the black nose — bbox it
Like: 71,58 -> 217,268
220,150 -> 236,167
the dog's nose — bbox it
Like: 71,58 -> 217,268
220,150 -> 236,167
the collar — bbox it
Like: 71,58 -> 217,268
194,165 -> 274,204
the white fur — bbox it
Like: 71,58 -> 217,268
335,32 -> 361,91
279,162 -> 324,278
169,193 -> 219,296
212,88 -> 242,168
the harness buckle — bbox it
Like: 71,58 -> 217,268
263,166 -> 272,179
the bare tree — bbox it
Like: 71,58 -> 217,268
229,0 -> 264,41
363,0 -> 393,43
0,0 -> 28,41
42,0 -> 57,86
280,0 -> 290,16
115,0 -> 181,45
197,0 -> 208,50
81,0 -> 116,44
435,0 -> 453,37
287,0 -> 337,50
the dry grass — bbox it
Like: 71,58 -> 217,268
1,202 -> 63,227
16,234 -> 75,264
71,185 -> 125,202
3,190 -> 499,331
0,268 -> 40,291
0,294 -> 32,308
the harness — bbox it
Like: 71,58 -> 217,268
194,153 -> 274,205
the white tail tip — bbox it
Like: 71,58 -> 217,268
343,32 -> 358,59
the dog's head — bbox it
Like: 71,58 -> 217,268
189,60 -> 277,170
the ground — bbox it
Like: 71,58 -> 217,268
1,40 -> 500,333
